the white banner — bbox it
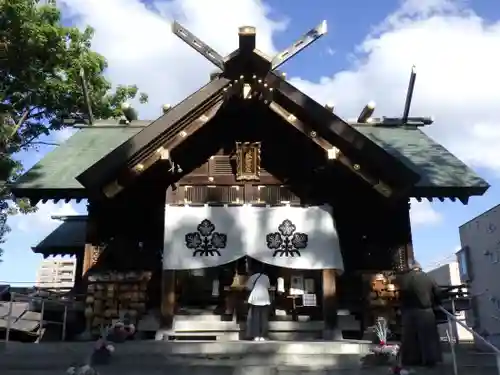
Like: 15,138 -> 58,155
163,205 -> 344,272
163,205 -> 247,270
245,205 -> 344,271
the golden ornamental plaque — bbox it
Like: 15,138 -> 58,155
235,142 -> 261,181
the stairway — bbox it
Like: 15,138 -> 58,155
161,314 -> 325,341
1,340 -> 499,374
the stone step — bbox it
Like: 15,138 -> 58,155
175,314 -> 225,322
173,320 -> 240,332
1,340 -> 498,373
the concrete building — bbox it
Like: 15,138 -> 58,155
458,203 -> 500,347
35,257 -> 77,291
428,261 -> 473,342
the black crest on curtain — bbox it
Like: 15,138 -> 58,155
266,219 -> 308,257
185,219 -> 227,256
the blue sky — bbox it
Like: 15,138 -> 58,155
2,0 -> 500,285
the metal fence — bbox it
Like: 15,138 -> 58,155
2,290 -> 76,343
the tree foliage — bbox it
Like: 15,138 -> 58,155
0,0 -> 148,260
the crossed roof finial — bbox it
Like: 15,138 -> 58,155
171,20 -> 328,74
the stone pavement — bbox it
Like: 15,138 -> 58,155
1,341 -> 499,375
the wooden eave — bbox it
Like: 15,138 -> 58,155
265,71 -> 421,192
9,187 -> 86,206
76,77 -> 231,190
411,185 -> 490,205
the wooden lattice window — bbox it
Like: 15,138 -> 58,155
256,185 -> 300,204
183,185 -> 243,203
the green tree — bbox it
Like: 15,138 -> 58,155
0,0 -> 148,261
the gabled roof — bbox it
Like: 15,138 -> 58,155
357,126 -> 488,194
11,122 -> 489,203
31,216 -> 87,257
12,120 -> 144,196
74,41 -> 419,198
10,23 -> 489,203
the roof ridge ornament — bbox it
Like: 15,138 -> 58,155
171,21 -> 225,70
171,20 -> 328,74
347,66 -> 434,127
402,65 -> 417,124
271,20 -> 327,71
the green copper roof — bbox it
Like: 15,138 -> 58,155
12,122 -> 488,196
14,122 -> 144,191
357,126 -> 488,190
32,218 -> 87,256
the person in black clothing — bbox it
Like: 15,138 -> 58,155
397,261 -> 442,368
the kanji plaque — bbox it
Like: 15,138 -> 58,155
235,142 -> 261,181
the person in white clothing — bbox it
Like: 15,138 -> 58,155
245,261 -> 271,341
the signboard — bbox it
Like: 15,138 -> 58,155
235,142 -> 261,181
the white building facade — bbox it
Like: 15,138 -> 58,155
36,257 -> 77,291
428,261 -> 473,342
458,203 -> 500,348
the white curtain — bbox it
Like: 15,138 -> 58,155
163,205 -> 247,270
244,205 -> 344,271
163,204 -> 344,272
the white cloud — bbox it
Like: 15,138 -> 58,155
15,202 -> 80,233
410,199 -> 443,226
291,0 -> 500,175
43,0 -> 471,233
54,127 -> 77,143
59,0 -> 285,119
55,0 -> 500,178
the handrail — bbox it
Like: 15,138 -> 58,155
438,306 -> 500,355
438,304 -> 500,375
2,291 -> 79,344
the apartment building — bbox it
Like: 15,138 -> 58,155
458,203 -> 500,348
36,257 -> 77,291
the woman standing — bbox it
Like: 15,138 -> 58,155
245,261 -> 271,341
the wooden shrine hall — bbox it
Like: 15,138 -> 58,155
15,21 -> 488,340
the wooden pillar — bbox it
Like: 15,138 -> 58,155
74,248 -> 84,288
160,270 -> 176,327
392,199 -> 414,271
160,186 -> 176,329
82,202 -> 102,276
405,200 -> 415,265
322,268 -> 339,338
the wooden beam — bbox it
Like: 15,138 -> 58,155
266,72 -> 421,190
125,100 -> 224,179
77,77 -> 231,190
269,101 -> 330,151
178,174 -> 282,185
269,101 -> 395,198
